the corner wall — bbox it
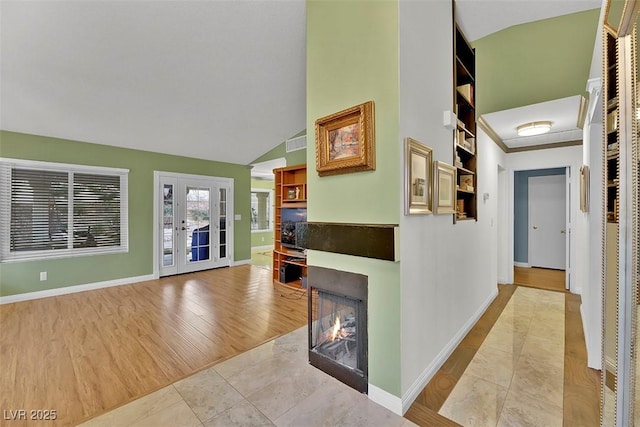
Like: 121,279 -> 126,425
398,0 -> 502,409
307,0 -> 401,399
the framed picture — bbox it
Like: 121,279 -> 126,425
435,161 -> 457,215
580,164 -> 590,212
315,101 -> 375,176
404,138 -> 433,215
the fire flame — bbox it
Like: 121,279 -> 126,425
330,316 -> 341,341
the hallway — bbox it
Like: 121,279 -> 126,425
406,285 -> 600,426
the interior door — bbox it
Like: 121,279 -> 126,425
159,174 -> 231,277
529,174 -> 566,270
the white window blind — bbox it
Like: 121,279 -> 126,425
1,158 -> 128,261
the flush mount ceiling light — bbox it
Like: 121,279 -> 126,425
516,121 -> 552,137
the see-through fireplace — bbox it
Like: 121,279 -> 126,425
308,266 -> 368,393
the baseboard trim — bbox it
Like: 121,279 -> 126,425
232,259 -> 251,266
514,262 -> 531,268
581,303 -> 602,370
368,384 -> 403,415
0,273 -> 157,305
400,287 -> 499,415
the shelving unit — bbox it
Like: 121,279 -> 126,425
453,22 -> 477,222
272,164 -> 307,290
605,31 -> 619,223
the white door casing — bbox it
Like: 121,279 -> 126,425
155,172 -> 232,277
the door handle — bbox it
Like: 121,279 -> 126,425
560,230 -> 566,234
533,226 -> 538,230
181,227 -> 186,231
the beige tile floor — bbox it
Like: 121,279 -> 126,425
251,248 -> 273,270
438,286 -> 565,426
79,326 -> 417,427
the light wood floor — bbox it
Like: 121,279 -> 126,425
514,266 -> 566,292
0,265 -> 307,426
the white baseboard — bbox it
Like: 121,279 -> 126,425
368,384 -> 403,415
400,287 -> 499,414
232,258 -> 251,266
0,273 -> 157,305
581,303 -> 602,370
514,262 -> 530,268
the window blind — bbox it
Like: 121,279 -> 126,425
1,158 -> 129,261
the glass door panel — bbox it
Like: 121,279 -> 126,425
185,186 -> 211,263
163,184 -> 175,267
218,187 -> 227,260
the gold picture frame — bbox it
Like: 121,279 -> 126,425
435,161 -> 457,215
580,164 -> 590,212
404,138 -> 433,215
315,101 -> 375,176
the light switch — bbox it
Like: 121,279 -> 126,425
234,214 -> 241,221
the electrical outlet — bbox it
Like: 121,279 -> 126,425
39,272 -> 47,281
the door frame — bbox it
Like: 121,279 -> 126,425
505,161 -> 579,293
152,171 -> 234,278
526,172 -> 569,281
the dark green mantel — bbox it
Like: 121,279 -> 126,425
297,222 -> 399,262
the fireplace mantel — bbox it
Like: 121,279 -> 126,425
297,222 -> 399,262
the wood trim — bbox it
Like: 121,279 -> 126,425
477,116 -> 508,153
507,139 -> 583,153
577,95 -> 588,129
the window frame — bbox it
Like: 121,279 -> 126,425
250,188 -> 273,233
0,158 -> 129,262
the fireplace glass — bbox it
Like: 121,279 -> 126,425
311,291 -> 362,371
308,266 -> 367,393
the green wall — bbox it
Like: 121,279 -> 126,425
251,129 -> 307,166
307,0 -> 401,396
250,177 -> 275,247
0,131 -> 251,297
474,9 -> 600,116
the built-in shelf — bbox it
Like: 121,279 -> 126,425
453,17 -> 477,223
272,164 -> 307,291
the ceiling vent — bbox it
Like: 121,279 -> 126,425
286,135 -> 307,153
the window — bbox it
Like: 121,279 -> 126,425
0,158 -> 129,261
250,189 -> 272,231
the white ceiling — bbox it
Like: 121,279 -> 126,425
482,95 -> 584,148
1,1 -> 602,164
0,0 -> 306,165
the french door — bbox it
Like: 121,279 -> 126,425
157,173 -> 232,276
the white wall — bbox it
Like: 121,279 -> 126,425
398,0 -> 501,411
585,77 -> 604,369
504,145 -> 584,293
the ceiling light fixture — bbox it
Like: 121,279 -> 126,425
516,121 -> 552,137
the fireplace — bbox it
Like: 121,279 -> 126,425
308,266 -> 368,393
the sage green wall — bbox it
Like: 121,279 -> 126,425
0,131 -> 251,297
251,129 -> 307,167
307,0 -> 401,396
474,9 -> 600,116
250,178 -> 275,247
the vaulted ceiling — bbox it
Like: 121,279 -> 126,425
1,1 -> 602,163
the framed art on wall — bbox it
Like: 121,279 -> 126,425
435,161 -> 457,215
315,101 -> 375,176
404,137 -> 433,215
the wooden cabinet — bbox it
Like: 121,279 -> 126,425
605,31 -> 619,223
272,164 -> 307,290
453,23 -> 477,222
